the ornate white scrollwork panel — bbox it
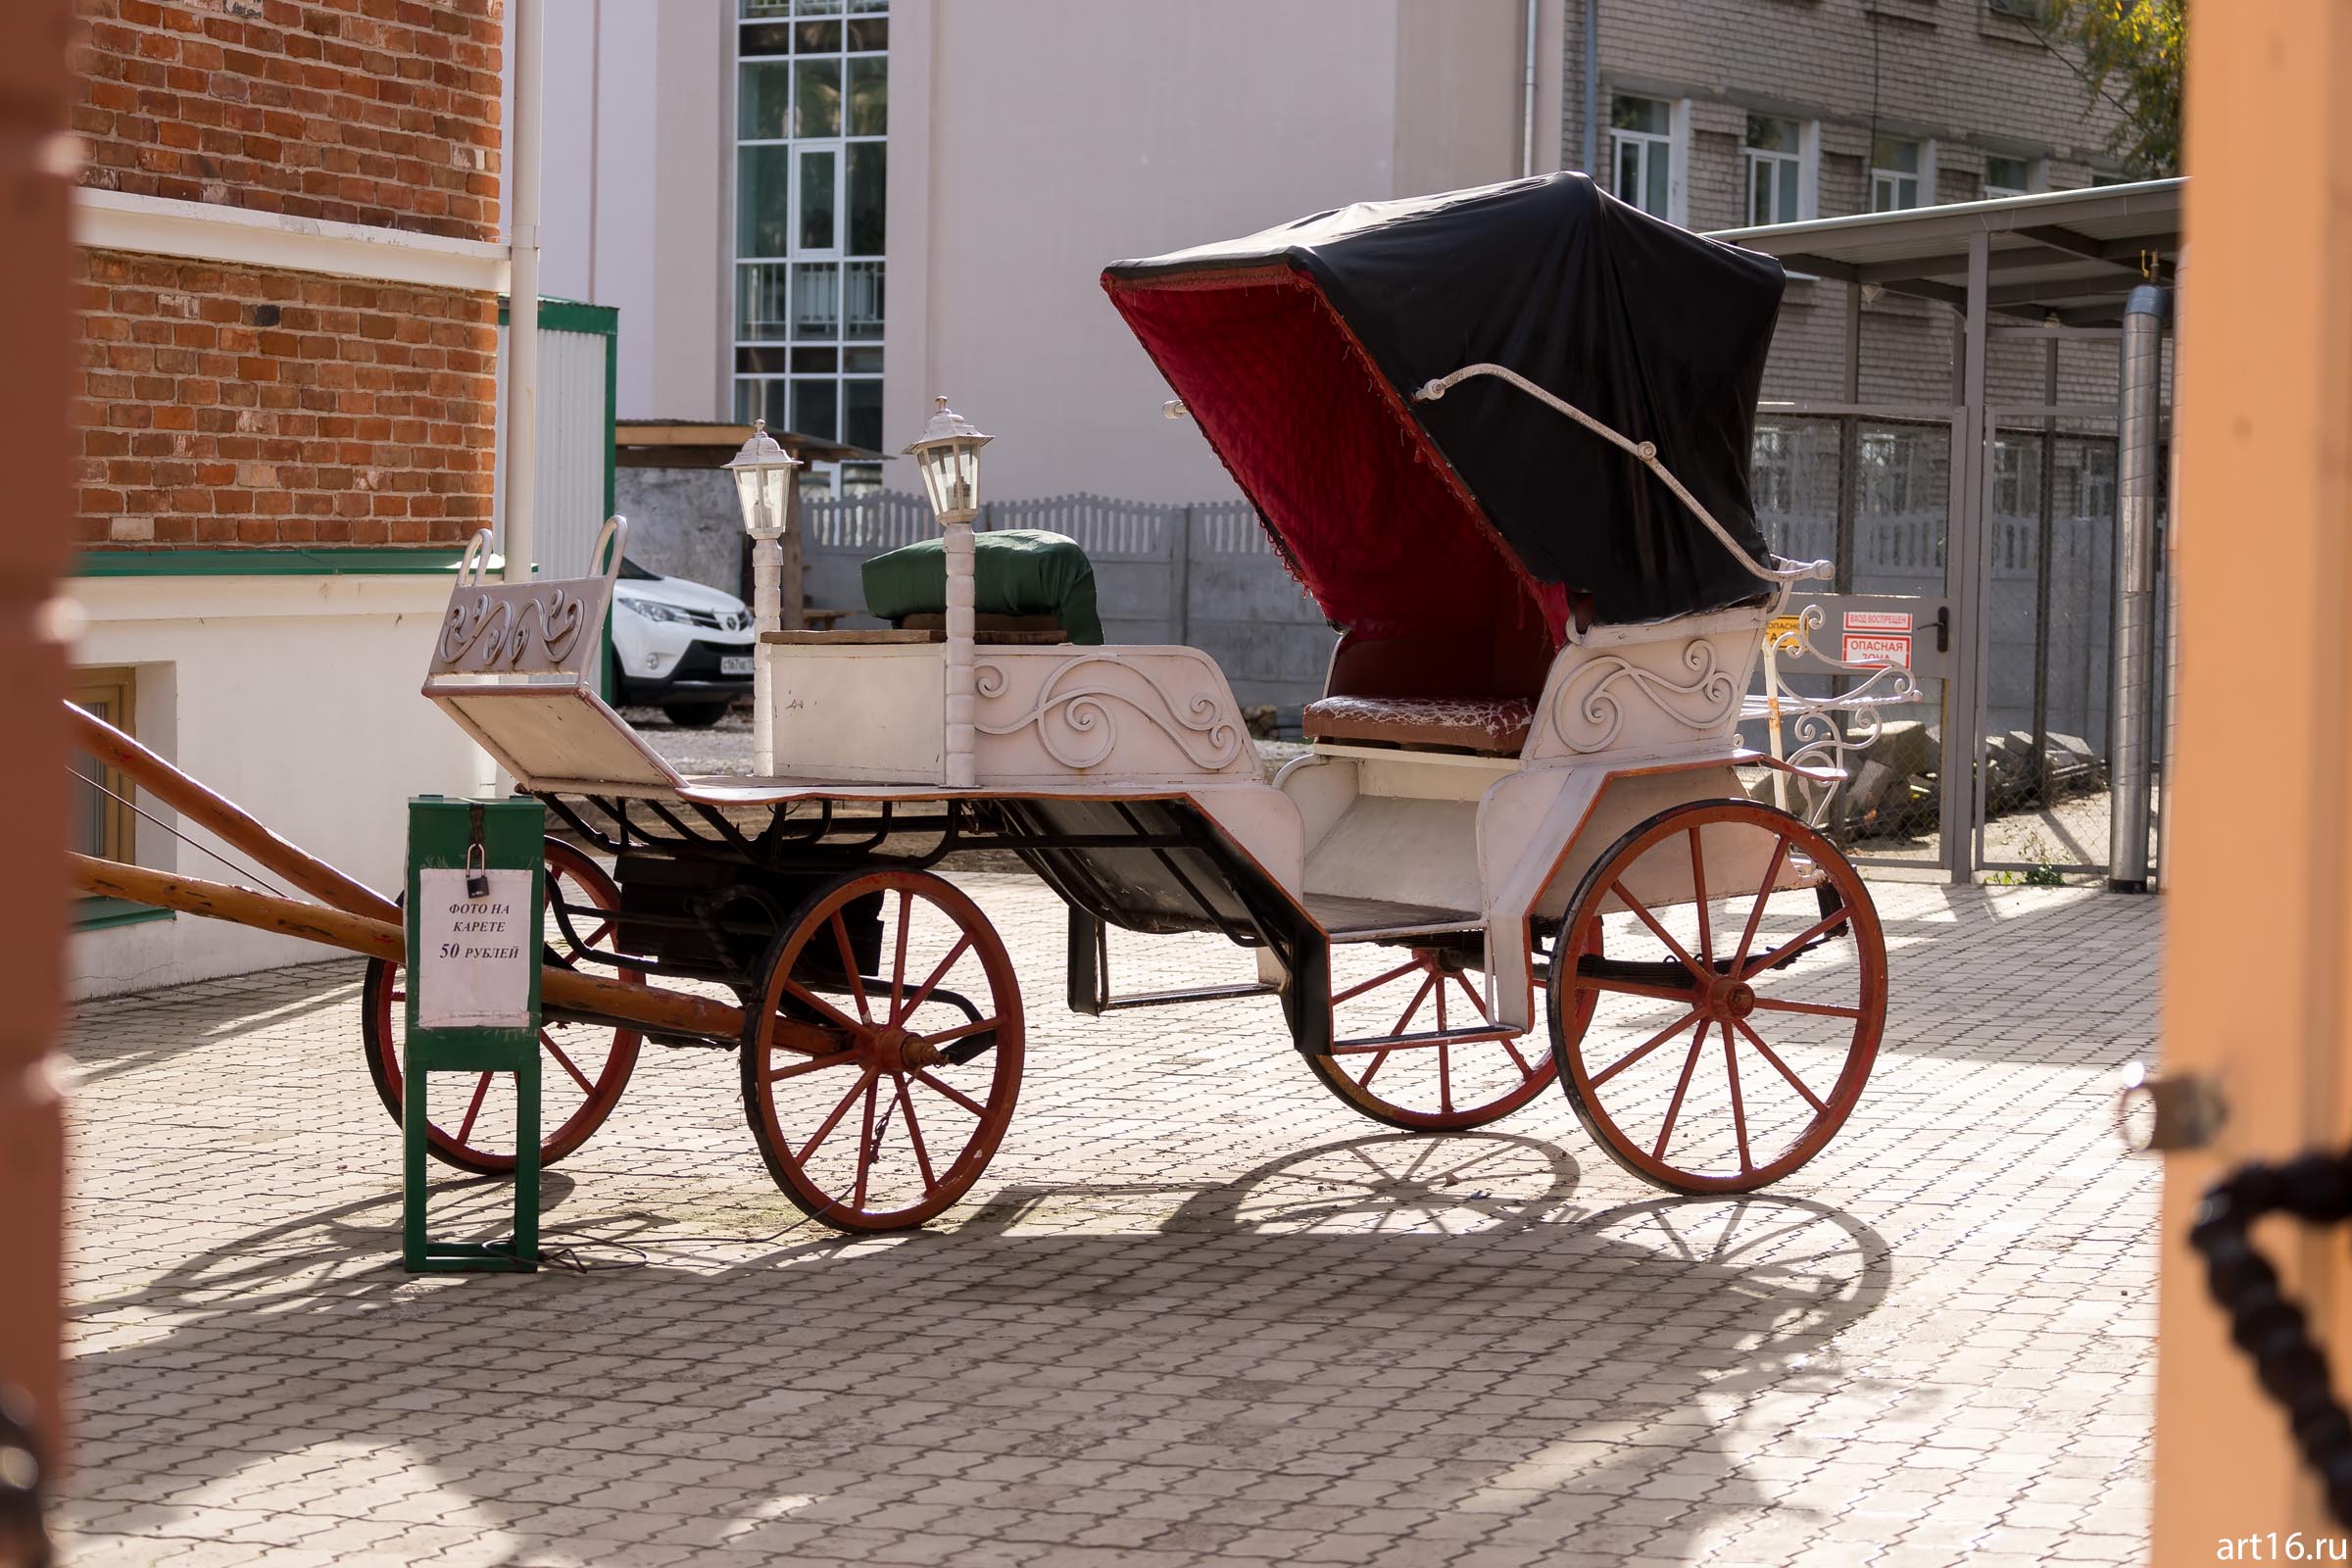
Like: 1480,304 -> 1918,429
973,650 -> 1250,778
1544,636 -> 1747,756
1750,603 -> 1929,826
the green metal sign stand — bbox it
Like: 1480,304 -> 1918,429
403,795 -> 545,1273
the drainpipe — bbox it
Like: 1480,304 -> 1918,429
2109,282 -> 2167,891
504,0 -> 543,589
1582,0 -> 1598,174
2155,249 -> 2185,890
1521,0 -> 1539,178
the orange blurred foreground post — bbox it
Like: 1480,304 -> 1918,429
0,0 -> 76,1536
2154,1 -> 2352,1557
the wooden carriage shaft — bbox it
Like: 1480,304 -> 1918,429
67,855 -> 750,1045
67,701 -> 402,926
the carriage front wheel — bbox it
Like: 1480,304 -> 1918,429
741,869 -> 1024,1232
1549,800 -> 1885,1194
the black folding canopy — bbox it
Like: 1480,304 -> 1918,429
1102,172 -> 1787,641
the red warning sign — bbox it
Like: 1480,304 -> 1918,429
1841,632 -> 1912,668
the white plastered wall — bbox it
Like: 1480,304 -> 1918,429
539,0 -> 727,421
537,0 -> 1538,488
897,0 -> 1528,504
68,574 -> 483,998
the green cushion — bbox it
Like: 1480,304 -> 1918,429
860,528 -> 1104,646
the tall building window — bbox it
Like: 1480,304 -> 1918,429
1984,155 -> 2034,199
1871,136 -> 1923,212
1611,96 -> 1672,219
1858,430 -> 1913,513
1751,425 -> 1793,513
1744,117 -> 1803,225
2077,446 -> 2117,518
735,0 -> 887,487
1991,438 -> 2028,515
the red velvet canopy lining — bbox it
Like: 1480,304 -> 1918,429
1103,268 -> 1566,665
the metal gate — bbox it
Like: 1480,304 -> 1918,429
1748,335 -> 2165,882
1751,404 -> 1961,870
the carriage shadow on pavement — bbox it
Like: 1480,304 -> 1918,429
61,1129 -> 1891,1563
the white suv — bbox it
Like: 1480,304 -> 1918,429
610,557 -> 757,727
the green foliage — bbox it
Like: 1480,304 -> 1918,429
2041,0 -> 2186,177
1987,832 -> 2069,888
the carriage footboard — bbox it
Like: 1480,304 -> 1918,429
1065,906 -> 1280,1016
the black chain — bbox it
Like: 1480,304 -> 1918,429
2190,1152 -> 2352,1526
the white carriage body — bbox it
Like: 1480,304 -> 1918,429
426,523 -> 1852,1041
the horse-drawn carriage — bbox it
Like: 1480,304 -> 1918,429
77,172 -> 1893,1235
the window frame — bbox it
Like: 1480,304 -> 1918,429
1743,117 -> 1806,227
1983,153 -> 2037,200
1871,135 -> 1925,213
1991,438 -> 2028,515
1858,430 -> 1915,514
789,139 -> 845,259
69,665 -> 165,931
1610,95 -> 1674,220
2076,445 -> 2119,519
1751,424 -> 1794,514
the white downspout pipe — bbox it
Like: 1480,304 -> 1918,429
2109,282 -> 2167,891
1520,0 -> 1539,178
475,0 -> 543,800
503,0 -> 543,590
1583,0 -> 1598,174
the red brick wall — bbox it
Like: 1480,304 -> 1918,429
74,250 -> 498,547
74,0 -> 504,243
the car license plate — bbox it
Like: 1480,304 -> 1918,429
720,655 -> 754,677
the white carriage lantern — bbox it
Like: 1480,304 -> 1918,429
724,418 -> 803,774
905,396 -> 992,524
724,416 -> 801,542
905,397 -> 993,789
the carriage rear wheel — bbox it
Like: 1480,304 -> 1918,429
1303,944 -> 1569,1132
1548,800 -> 1885,1194
740,869 -> 1023,1232
362,838 -> 643,1174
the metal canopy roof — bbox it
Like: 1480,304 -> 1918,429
1711,177 -> 2182,326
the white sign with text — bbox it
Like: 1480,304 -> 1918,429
1842,609 -> 1913,632
416,868 -> 534,1030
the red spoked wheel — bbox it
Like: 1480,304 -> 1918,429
362,838 -> 643,1174
1549,800 -> 1885,1193
740,869 -> 1023,1233
1304,946 -> 1556,1131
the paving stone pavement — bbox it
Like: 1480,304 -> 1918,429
52,874 -> 2159,1567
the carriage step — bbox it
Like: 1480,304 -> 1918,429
1330,1024 -> 1525,1054
1305,894 -> 1482,941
